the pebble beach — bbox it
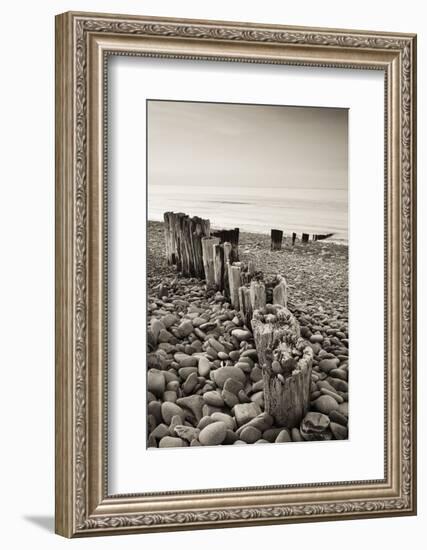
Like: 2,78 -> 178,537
147,220 -> 349,448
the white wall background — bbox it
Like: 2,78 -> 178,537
0,1 -> 424,548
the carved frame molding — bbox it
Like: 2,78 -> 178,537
55,12 -> 416,537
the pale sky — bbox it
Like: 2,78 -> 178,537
147,100 -> 348,192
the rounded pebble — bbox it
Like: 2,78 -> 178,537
161,402 -> 186,424
313,395 -> 340,415
159,436 -> 186,448
199,421 -> 227,446
275,429 -> 292,443
240,426 -> 262,443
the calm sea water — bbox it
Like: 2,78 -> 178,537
148,184 -> 348,243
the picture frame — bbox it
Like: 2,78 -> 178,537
55,11 -> 417,537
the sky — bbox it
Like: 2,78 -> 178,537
147,100 -> 348,238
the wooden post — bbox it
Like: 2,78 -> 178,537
190,216 -> 211,278
249,280 -> 266,312
248,260 -> 256,276
202,237 -> 220,288
315,233 -> 334,241
213,243 -> 224,290
292,232 -> 297,246
270,229 -> 283,251
273,275 -> 288,307
251,305 -> 313,428
230,228 -> 239,262
238,286 -> 252,327
228,264 -> 241,309
163,212 -> 210,277
223,242 -> 232,297
164,212 -> 180,266
163,212 -> 172,264
212,228 -> 239,262
302,232 -> 309,243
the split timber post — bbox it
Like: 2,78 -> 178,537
272,275 -> 287,308
251,305 -> 313,428
238,286 -> 252,327
301,232 -> 309,243
212,228 -> 240,262
202,237 -> 220,288
249,280 -> 266,311
271,229 -> 283,251
163,211 -> 210,277
213,243 -> 225,290
223,242 -> 232,298
239,273 -> 266,327
228,263 -> 242,309
292,232 -> 297,246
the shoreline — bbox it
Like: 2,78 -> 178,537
147,218 -> 349,248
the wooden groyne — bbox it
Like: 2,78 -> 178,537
312,232 -> 334,241
163,212 -> 211,278
272,229 -> 334,248
161,211 -> 315,429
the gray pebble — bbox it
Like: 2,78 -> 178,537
240,426 -> 262,443
203,391 -> 224,408
161,402 -> 185,424
159,436 -> 186,448
313,395 -> 340,415
211,412 -> 236,430
213,366 -> 246,388
330,422 -> 348,440
147,370 -> 165,398
234,402 -> 261,427
275,429 -> 292,443
199,421 -> 227,446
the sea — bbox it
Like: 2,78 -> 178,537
148,184 -> 348,244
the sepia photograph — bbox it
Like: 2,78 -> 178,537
146,99 -> 349,448
54,10 -> 416,537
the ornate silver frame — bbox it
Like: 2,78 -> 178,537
55,11 -> 417,537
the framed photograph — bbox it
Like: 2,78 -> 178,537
55,11 -> 417,537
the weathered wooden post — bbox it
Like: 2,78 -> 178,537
230,228 -> 240,262
213,243 -> 224,290
315,233 -> 333,241
292,232 -> 297,246
202,237 -> 220,288
248,260 -> 256,277
272,275 -> 287,307
249,280 -> 266,311
302,232 -> 309,243
163,212 -> 181,267
228,264 -> 242,309
163,212 -> 210,277
163,212 -> 172,264
270,229 -> 283,251
212,228 -> 240,262
190,216 -> 211,278
223,242 -> 232,297
238,286 -> 252,327
251,305 -> 313,428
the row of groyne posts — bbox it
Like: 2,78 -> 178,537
162,211 -> 316,429
273,229 -> 334,249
